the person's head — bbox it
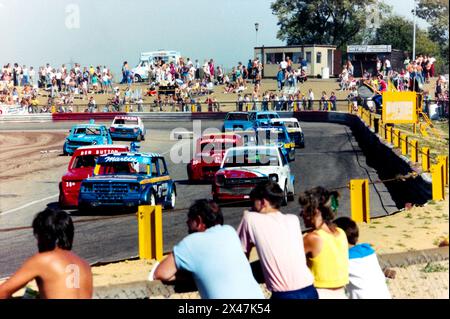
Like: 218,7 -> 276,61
187,199 -> 223,234
298,186 -> 339,229
32,208 -> 74,253
249,181 -> 283,212
334,217 -> 359,246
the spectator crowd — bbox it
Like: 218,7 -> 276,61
0,182 -> 393,299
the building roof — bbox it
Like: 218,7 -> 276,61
254,44 -> 337,50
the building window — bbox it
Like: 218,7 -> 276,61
266,53 -> 283,64
292,52 -> 303,64
316,52 -> 322,64
306,52 -> 312,63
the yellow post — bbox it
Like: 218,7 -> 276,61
437,155 -> 449,186
350,179 -> 371,223
51,105 -> 56,113
401,134 -> 408,156
293,101 -> 298,112
138,205 -> 163,261
191,104 -> 196,112
410,139 -> 418,163
431,162 -> 445,201
386,126 -> 392,144
125,104 -> 130,113
393,129 -> 400,148
412,123 -> 417,134
422,147 -> 430,172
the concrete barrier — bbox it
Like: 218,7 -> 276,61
92,247 -> 448,299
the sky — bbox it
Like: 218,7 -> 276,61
0,0 -> 428,75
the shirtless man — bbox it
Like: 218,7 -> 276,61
0,209 -> 92,299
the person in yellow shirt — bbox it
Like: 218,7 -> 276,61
298,187 -> 349,299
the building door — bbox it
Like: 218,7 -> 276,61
327,49 -> 334,76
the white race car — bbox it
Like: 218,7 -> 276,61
109,116 -> 146,141
270,118 -> 305,148
212,146 -> 295,205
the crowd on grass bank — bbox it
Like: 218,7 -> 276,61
0,182 -> 393,300
1,53 -> 448,118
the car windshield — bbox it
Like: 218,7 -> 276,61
226,113 -> 248,121
74,127 -> 101,135
257,130 -> 288,144
114,118 -> 138,125
223,149 -> 279,167
200,142 -> 236,154
72,155 -> 97,169
283,122 -> 298,128
97,161 -> 147,175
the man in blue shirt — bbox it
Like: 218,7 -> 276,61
153,199 -> 264,299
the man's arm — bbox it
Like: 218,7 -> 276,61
153,253 -> 178,282
0,255 -> 39,299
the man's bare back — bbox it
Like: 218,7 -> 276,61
0,247 -> 92,299
0,209 -> 93,299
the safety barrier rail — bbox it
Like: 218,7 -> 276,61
351,106 -> 448,203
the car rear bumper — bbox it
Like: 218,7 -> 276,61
110,131 -> 140,140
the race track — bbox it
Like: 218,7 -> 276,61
0,120 -> 398,278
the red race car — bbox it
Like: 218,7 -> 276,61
59,145 -> 129,207
187,133 -> 243,182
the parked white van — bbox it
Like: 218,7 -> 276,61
132,50 -> 181,82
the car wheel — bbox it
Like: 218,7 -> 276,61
134,74 -> 142,82
137,134 -> 142,141
165,189 -> 176,209
282,184 -> 288,206
288,182 -> 295,202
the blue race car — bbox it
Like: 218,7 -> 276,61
249,111 -> 280,128
78,152 -> 176,211
63,122 -> 113,155
254,125 -> 295,162
222,112 -> 254,132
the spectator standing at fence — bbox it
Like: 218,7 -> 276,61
298,187 -> 349,299
320,91 -> 329,111
334,217 -> 391,299
87,96 -> 96,113
277,68 -> 285,91
153,200 -> 264,299
0,209 -> 93,299
237,182 -> 318,299
329,91 -> 337,111
307,89 -> 314,110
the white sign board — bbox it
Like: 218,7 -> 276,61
0,104 -> 29,115
347,45 -> 392,53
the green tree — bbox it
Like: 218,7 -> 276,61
372,15 -> 439,57
270,0 -> 377,48
416,0 -> 449,44
416,0 -> 449,69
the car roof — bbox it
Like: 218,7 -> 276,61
72,124 -> 105,128
271,118 -> 299,123
99,152 -> 163,158
113,116 -> 140,120
226,145 -> 280,152
76,145 -> 129,151
227,112 -> 248,114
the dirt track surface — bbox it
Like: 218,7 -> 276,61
0,131 -> 67,182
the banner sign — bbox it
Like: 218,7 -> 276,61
0,104 -> 29,115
